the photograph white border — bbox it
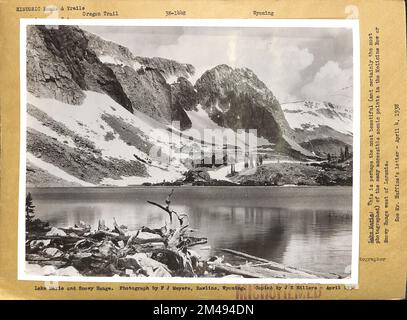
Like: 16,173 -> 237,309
18,18 -> 360,285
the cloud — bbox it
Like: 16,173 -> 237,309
227,32 -> 238,67
262,37 -> 314,102
154,33 -> 314,102
83,26 -> 353,106
300,61 -> 353,106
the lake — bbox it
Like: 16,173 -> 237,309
27,186 -> 353,276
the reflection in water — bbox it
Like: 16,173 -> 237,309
28,186 -> 352,275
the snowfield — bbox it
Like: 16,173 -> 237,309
283,101 -> 353,135
26,91 -> 188,186
185,104 -> 224,132
26,92 -> 327,187
28,92 -> 153,162
101,165 -> 184,186
26,114 -> 77,149
98,55 -> 143,72
27,152 -> 94,186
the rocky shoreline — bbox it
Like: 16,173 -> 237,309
25,192 -> 344,279
27,158 -> 353,188
142,159 -> 353,187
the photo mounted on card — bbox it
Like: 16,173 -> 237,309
19,19 -> 360,284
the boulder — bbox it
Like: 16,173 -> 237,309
96,240 -> 119,258
70,252 -> 93,271
29,239 -> 51,251
151,265 -> 172,277
150,249 -> 185,274
68,232 -> 80,238
125,269 -> 134,276
55,266 -> 81,276
43,247 -> 64,258
118,256 -> 142,270
183,168 -> 211,183
46,227 -> 67,237
25,263 -> 53,276
126,253 -> 171,276
42,265 -> 57,276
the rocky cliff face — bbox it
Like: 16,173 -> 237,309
194,65 -> 293,144
27,25 -> 198,127
27,25 -> 294,142
27,25 -> 133,111
136,56 -> 195,82
171,77 -> 198,112
106,65 -> 195,129
85,30 -> 195,81
170,77 -> 198,130
107,64 -> 173,121
27,26 -> 85,105
86,30 -> 196,128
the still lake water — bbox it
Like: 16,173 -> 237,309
28,186 -> 353,275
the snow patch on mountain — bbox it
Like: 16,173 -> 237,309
26,90 -> 192,185
98,55 -> 143,71
98,55 -> 122,65
27,153 -> 94,186
27,92 -> 147,161
26,90 -> 187,162
185,104 -> 224,132
101,166 -> 183,186
26,114 -> 77,149
164,74 -> 179,85
283,101 -> 353,135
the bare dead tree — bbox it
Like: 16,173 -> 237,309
147,189 -> 189,226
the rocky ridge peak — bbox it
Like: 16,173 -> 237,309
27,25 -> 133,111
194,64 -> 293,143
85,30 -> 195,82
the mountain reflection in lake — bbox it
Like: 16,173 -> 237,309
28,186 -> 352,275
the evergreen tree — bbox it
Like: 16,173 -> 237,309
340,148 -> 345,162
327,153 -> 331,162
25,192 -> 35,224
244,153 -> 249,168
345,145 -> 349,159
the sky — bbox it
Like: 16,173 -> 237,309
82,26 -> 354,107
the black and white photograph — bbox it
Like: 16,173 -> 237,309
20,20 -> 359,283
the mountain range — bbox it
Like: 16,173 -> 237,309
25,25 -> 353,187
